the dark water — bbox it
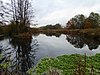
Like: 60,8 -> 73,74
0,33 -> 100,74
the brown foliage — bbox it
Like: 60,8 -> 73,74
67,20 -> 75,29
84,19 -> 93,29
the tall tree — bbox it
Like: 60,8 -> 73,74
0,0 -> 34,32
66,14 -> 85,29
75,14 -> 85,29
88,12 -> 100,28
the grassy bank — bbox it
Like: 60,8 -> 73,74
30,28 -> 100,36
28,54 -> 100,75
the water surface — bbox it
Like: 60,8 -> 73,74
0,33 -> 100,74
34,34 -> 100,63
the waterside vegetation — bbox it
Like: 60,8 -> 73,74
28,54 -> 100,75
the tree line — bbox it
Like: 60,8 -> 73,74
39,23 -> 62,30
66,12 -> 100,29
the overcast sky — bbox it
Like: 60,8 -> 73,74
32,0 -> 100,27
1,0 -> 100,27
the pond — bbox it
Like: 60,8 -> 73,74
0,33 -> 100,74
35,34 -> 100,63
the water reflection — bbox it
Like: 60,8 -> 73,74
0,33 -> 100,75
66,34 -> 100,50
0,36 -> 4,41
44,33 -> 61,37
0,36 -> 39,75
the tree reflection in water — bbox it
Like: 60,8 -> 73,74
43,32 -> 61,37
0,35 -> 39,75
66,34 -> 100,50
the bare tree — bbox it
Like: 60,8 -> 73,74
0,0 -> 34,31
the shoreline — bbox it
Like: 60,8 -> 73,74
30,28 -> 100,36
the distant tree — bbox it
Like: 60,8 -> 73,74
74,14 -> 85,29
88,12 -> 100,28
46,25 -> 54,29
54,23 -> 62,29
66,12 -> 100,29
66,14 -> 85,29
40,24 -> 62,30
66,19 -> 75,29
